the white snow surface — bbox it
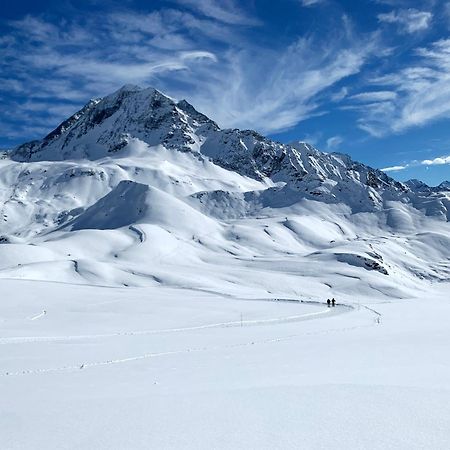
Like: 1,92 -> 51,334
1,280 -> 450,449
1,85 -> 450,449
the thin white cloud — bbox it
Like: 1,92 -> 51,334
381,164 -> 408,172
377,8 -> 432,33
170,25 -> 380,134
355,39 -> 450,137
176,0 -> 261,25
330,86 -> 349,102
373,0 -> 420,4
0,11 -> 225,141
350,91 -> 397,102
292,132 -> 322,146
326,135 -> 343,150
299,0 -> 324,7
422,155 -> 450,166
1,10 -> 378,141
381,154 -> 450,172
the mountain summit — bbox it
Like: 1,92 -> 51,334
12,85 -> 218,161
11,85 -> 449,219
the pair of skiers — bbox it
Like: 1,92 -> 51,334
327,298 -> 336,307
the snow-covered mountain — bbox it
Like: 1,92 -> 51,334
12,85 -> 449,218
2,85 -> 450,299
405,179 -> 450,194
12,85 -> 218,161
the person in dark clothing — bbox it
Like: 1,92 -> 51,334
327,299 -> 331,307
331,298 -> 336,307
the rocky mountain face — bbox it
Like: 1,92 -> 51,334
12,85 -> 218,161
2,85 -> 450,294
439,181 -> 450,191
405,179 -> 450,194
11,85 -> 449,219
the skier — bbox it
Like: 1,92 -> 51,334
331,298 -> 336,307
327,299 -> 331,307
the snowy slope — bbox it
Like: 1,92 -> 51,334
2,280 -> 450,450
11,84 -> 449,217
2,85 -> 450,450
12,85 -> 218,161
1,85 -> 450,300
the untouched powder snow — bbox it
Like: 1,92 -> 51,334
1,85 -> 450,449
1,281 -> 450,450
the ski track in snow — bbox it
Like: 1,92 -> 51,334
0,301 -> 382,378
0,300 -> 352,345
1,309 -> 379,378
1,85 -> 450,448
27,310 -> 47,321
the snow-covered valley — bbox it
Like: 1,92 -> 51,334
1,85 -> 450,449
2,280 -> 450,449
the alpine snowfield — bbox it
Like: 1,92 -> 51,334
1,85 -> 450,449
2,281 -> 450,449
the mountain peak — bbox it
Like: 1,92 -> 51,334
406,179 -> 450,194
11,85 -> 217,161
115,84 -> 143,93
404,179 -> 430,191
8,84 -> 450,220
438,181 -> 450,191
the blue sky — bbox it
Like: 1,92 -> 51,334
1,0 -> 450,186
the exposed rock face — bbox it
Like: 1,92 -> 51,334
10,84 -> 449,218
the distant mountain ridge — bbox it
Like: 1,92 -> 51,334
11,85 -> 449,220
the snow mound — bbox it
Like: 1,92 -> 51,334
68,179 -> 220,238
69,181 -> 148,231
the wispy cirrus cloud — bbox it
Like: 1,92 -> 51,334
0,6 -> 379,143
0,10 -> 226,142
176,0 -> 261,25
326,135 -> 343,150
377,8 -> 432,33
176,26 -> 378,134
351,39 -> 450,137
350,91 -> 397,102
299,0 -> 325,7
